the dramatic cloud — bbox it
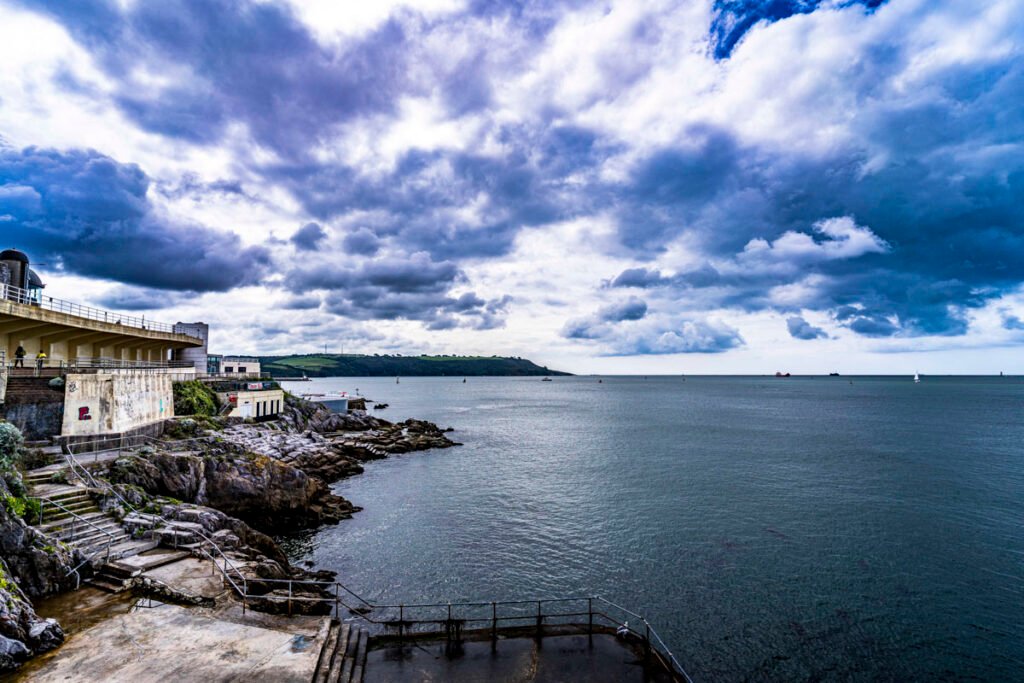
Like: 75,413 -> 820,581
291,222 -> 327,251
2,0 -> 1022,369
0,145 -> 270,292
786,315 -> 827,340
710,1 -> 889,59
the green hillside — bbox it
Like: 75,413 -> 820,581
259,354 -> 572,377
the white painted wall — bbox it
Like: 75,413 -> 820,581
62,371 -> 177,436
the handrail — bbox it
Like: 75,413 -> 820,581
63,358 -> 197,371
30,494 -> 117,575
1,282 -> 199,339
203,572 -> 693,682
191,528 -> 248,595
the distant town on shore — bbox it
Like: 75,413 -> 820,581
260,353 -> 572,378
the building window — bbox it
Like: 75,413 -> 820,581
238,366 -> 247,373
225,366 -> 234,373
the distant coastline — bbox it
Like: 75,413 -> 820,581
260,353 -> 572,378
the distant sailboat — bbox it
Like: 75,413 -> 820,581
396,376 -> 400,384
913,372 -> 920,384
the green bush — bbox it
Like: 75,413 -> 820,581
172,381 -> 220,416
0,423 -> 24,473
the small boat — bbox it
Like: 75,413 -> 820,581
462,378 -> 466,383
396,377 -> 400,384
913,372 -> 920,384
541,377 -> 553,382
373,403 -> 389,410
301,391 -> 351,413
829,372 -> 840,377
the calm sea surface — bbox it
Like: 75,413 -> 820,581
278,375 -> 1024,681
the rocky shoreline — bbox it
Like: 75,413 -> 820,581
0,395 -> 459,673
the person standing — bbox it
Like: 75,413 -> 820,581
35,349 -> 47,371
13,345 -> 25,367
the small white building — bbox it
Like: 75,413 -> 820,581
221,356 -> 260,376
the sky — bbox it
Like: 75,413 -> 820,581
0,0 -> 1022,374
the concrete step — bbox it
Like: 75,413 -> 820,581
313,621 -> 340,683
40,490 -> 92,504
85,576 -> 128,594
74,531 -> 129,551
60,523 -> 123,547
326,623 -> 351,683
106,539 -> 160,561
37,511 -> 108,534
58,517 -> 120,535
103,561 -> 144,580
41,504 -> 102,522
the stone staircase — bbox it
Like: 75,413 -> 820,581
25,463 -> 159,590
312,622 -> 370,683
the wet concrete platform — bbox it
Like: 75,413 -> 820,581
365,633 -> 674,682
15,603 -> 329,682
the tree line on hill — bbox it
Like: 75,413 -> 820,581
258,354 -> 571,377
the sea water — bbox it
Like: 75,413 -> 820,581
279,375 -> 1024,681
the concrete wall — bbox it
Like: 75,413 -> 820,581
4,402 -> 64,441
62,371 -> 175,437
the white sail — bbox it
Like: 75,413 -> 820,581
913,372 -> 920,383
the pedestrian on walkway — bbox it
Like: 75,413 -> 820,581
14,345 -> 25,367
35,349 -> 47,370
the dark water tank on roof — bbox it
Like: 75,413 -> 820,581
0,248 -> 31,297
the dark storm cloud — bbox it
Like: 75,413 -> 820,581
15,0 -> 410,158
291,222 -> 327,251
282,294 -> 321,310
0,145 -> 270,292
710,0 -> 889,59
606,51 -> 1024,337
291,253 -> 508,328
599,297 -> 648,322
1004,315 -> 1024,331
342,228 -> 382,256
12,0 -> 1024,347
267,125 -> 609,260
156,173 -> 251,202
786,316 -> 827,340
563,310 -> 744,354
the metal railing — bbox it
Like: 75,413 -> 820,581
62,358 -> 197,371
205,569 -> 691,682
1,282 -> 201,340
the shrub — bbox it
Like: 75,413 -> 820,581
172,381 -> 220,416
0,423 -> 24,473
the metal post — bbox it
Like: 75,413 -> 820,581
491,602 -> 497,642
588,598 -> 593,636
536,601 -> 542,640
399,604 -> 404,641
288,581 -> 293,617
644,623 -> 651,661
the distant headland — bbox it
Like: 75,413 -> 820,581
260,353 -> 573,377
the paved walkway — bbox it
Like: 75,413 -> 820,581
16,603 -> 329,683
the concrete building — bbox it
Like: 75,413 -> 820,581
208,379 -> 284,420
0,248 -> 208,443
0,250 -> 205,368
222,356 -> 260,375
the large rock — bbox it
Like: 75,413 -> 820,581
27,618 -> 64,654
0,635 -> 31,672
107,450 -> 357,534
